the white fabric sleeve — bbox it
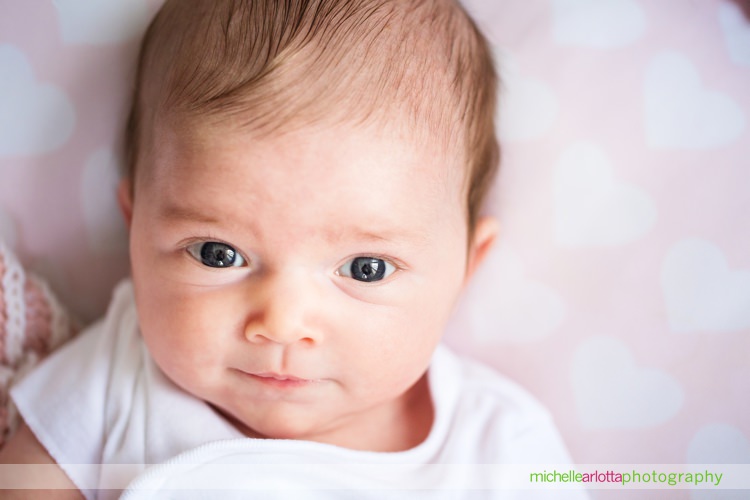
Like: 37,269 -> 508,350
9,282 -> 135,498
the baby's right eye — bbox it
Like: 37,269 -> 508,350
186,242 -> 246,268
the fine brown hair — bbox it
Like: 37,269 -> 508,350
125,0 -> 499,236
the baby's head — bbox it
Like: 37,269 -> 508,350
118,0 -> 499,451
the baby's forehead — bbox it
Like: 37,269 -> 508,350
158,114 -> 463,179
145,117 -> 467,212
144,119 -> 469,249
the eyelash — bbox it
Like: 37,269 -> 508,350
182,235 -> 250,266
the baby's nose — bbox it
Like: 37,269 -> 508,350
242,270 -> 322,346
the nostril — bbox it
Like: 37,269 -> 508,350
242,323 -> 270,344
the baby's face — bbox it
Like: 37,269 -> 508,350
122,120 -> 492,451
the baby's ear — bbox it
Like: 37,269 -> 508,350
117,178 -> 134,230
464,216 -> 499,285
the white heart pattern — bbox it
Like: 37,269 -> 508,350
719,2 -> 750,67
687,423 -> 750,500
661,239 -> 750,333
551,0 -> 646,49
53,0 -> 152,45
645,51 -> 746,149
0,45 -> 75,157
464,244 -> 566,343
496,52 -> 559,142
572,336 -> 684,429
554,142 -> 657,248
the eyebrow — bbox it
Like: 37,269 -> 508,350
158,204 -> 222,225
157,203 -> 429,245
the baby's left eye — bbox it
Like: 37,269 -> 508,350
337,257 -> 396,283
186,241 -> 246,268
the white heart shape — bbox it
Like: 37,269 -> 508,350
551,0 -> 646,49
661,239 -> 750,333
53,0 -> 152,45
554,142 -> 656,247
572,336 -> 684,429
0,45 -> 76,157
645,51 -> 746,149
496,53 -> 558,142
687,423 -> 750,500
81,148 -> 128,254
0,205 -> 18,249
464,244 -> 565,343
719,2 -> 750,67
687,423 -> 750,463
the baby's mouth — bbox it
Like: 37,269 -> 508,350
253,372 -> 309,382
240,370 -> 321,388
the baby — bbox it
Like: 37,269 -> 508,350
1,0 -> 585,498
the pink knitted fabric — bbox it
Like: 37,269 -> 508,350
0,243 -> 79,448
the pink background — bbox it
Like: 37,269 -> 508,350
1,1 -> 749,498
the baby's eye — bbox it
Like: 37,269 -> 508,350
186,241 -> 246,268
337,257 -> 395,283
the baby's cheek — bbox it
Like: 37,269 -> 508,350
344,306 -> 432,371
139,288 -> 220,350
140,302 -> 228,392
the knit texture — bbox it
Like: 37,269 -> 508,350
0,242 -> 79,447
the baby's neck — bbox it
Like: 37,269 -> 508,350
344,372 -> 435,452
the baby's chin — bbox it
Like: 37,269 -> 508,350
212,401 -> 420,451
210,402 -> 335,443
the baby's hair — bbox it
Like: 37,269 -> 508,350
125,0 -> 499,237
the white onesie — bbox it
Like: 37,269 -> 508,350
11,280 -> 588,499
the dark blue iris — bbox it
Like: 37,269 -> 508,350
199,242 -> 238,268
350,257 -> 386,282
